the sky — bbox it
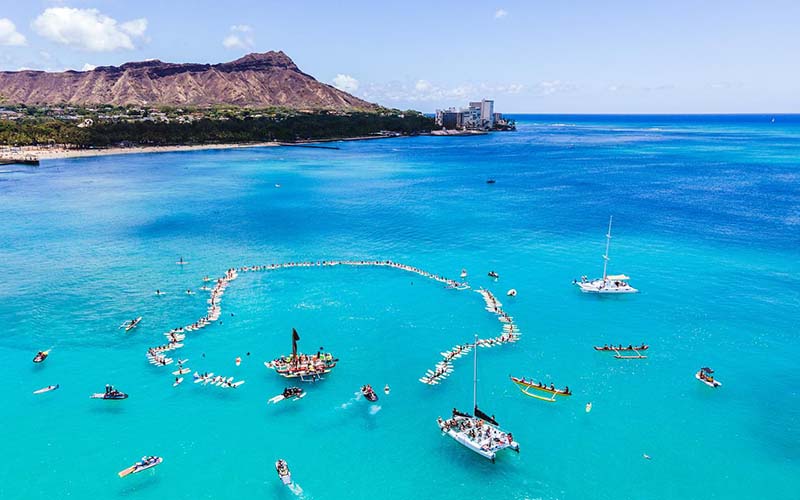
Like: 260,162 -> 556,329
0,0 -> 799,113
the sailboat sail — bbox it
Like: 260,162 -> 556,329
474,406 -> 499,426
291,328 -> 300,359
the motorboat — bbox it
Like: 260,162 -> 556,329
361,385 -> 378,402
696,367 -> 722,388
275,459 -> 292,485
118,456 -> 163,477
574,216 -> 638,294
90,385 -> 128,400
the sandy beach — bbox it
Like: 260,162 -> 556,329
8,142 -> 281,161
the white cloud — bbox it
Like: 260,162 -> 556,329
82,63 -> 96,71
222,24 -> 255,50
534,80 -> 576,96
359,80 -> 527,103
495,9 -> 508,19
332,74 -> 359,93
415,80 -> 432,92
32,7 -> 147,52
0,18 -> 26,46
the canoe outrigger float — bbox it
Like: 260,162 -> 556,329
264,328 -> 337,381
118,456 -> 163,477
510,376 -> 571,402
594,344 -> 648,359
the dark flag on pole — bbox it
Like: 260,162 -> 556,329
292,328 -> 300,358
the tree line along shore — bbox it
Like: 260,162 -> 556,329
0,105 -> 435,148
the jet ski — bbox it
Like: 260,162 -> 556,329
118,456 -> 163,478
361,385 -> 379,402
275,459 -> 292,485
90,385 -> 128,400
33,350 -> 49,363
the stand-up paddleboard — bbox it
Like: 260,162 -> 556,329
232,380 -> 245,388
173,377 -> 184,387
33,384 -> 59,394
172,368 -> 191,375
235,356 -> 241,367
176,258 -> 188,265
696,372 -> 722,387
384,384 -> 390,395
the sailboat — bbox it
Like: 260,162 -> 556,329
574,216 -> 638,294
264,328 -> 338,381
436,335 -> 519,462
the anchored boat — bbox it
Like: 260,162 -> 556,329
264,328 -> 337,381
437,335 -> 519,462
574,216 -> 638,294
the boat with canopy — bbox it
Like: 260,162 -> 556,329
509,376 -> 571,402
696,367 -> 722,387
574,216 -> 638,294
437,335 -> 519,462
264,328 -> 337,381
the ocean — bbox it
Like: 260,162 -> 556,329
0,114 -> 798,499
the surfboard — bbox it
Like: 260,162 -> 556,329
33,384 -> 59,394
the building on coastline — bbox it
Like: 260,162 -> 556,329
434,99 -> 514,131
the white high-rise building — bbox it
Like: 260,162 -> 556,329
480,100 -> 494,128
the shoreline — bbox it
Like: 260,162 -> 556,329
9,134 -> 425,161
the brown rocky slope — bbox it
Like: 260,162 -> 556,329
0,51 -> 375,110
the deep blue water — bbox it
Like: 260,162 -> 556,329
0,115 -> 798,499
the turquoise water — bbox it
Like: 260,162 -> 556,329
1,115 -> 799,499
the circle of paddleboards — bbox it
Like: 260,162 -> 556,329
33,384 -> 59,394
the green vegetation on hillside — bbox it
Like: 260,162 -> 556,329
0,107 -> 434,147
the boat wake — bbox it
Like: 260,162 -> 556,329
288,482 -> 306,497
339,392 -> 362,409
369,404 -> 382,415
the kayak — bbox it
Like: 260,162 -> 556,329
33,350 -> 50,363
118,456 -> 163,478
33,384 -> 59,394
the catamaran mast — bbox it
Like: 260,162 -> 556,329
602,216 -> 613,281
473,334 -> 478,412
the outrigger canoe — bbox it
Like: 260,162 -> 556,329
122,317 -> 142,332
510,376 -> 572,402
594,345 -> 648,351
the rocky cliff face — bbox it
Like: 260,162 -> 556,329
0,51 -> 375,110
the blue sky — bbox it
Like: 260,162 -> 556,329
1,0 -> 798,112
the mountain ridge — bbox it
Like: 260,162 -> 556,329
0,51 -> 375,110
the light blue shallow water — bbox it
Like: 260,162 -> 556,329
1,115 -> 798,500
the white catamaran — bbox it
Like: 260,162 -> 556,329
574,216 -> 638,294
437,335 -> 519,462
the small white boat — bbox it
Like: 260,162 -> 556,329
118,456 -> 163,477
460,269 -> 467,278
696,367 -> 722,388
275,459 -> 292,485
574,216 -> 638,294
506,289 -> 517,297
